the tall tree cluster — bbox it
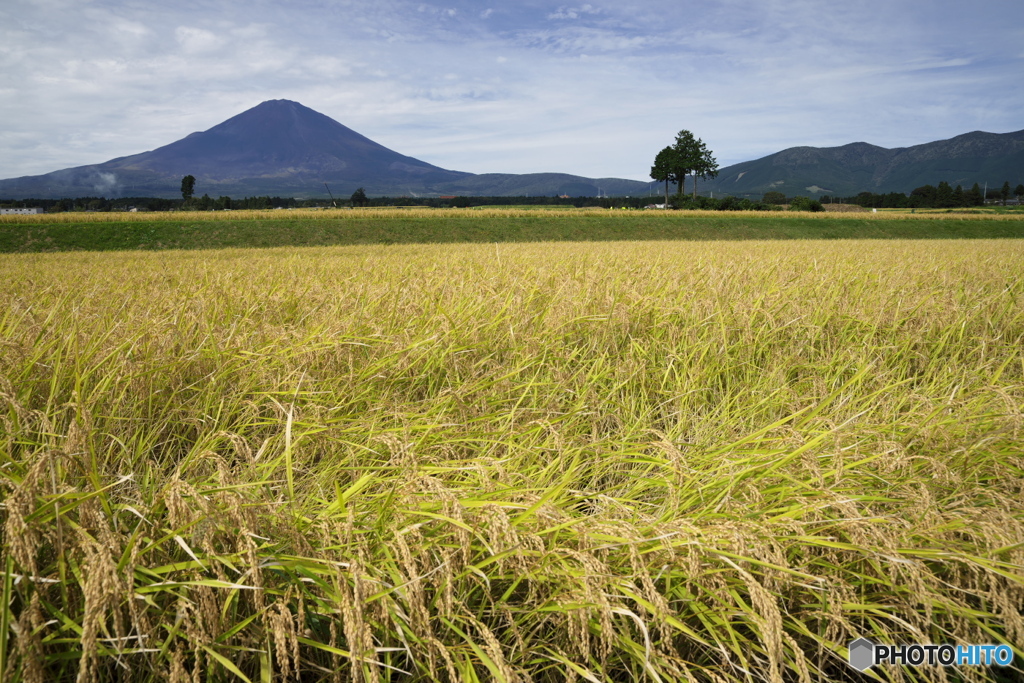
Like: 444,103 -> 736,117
650,130 -> 719,203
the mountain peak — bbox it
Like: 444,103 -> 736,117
95,100 -> 470,192
239,99 -> 312,117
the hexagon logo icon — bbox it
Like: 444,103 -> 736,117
848,638 -> 875,671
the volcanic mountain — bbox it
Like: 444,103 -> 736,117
0,100 -> 470,198
0,100 -> 649,199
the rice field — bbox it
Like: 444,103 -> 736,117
2,239 -> 1023,682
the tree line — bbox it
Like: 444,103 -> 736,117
0,194 -> 661,212
0,195 -> 311,212
823,181 -> 1024,209
0,193 -> 816,212
5,170 -> 1019,214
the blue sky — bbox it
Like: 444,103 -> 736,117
2,0 -> 1022,182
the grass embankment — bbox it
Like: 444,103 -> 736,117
2,240 -> 1024,682
1,207 -> 1023,252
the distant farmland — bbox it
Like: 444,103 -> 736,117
1,206 -> 1023,252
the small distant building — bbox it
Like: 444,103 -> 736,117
0,207 -> 44,215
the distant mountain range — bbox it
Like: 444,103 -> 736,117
0,99 -> 1020,199
702,130 -> 1024,198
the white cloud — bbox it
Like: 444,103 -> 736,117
516,27 -> 653,54
906,57 -> 973,71
417,4 -> 457,19
548,4 -> 600,20
175,26 -> 222,54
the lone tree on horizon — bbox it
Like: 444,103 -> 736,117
181,175 -> 196,201
350,187 -> 368,207
650,130 -> 719,202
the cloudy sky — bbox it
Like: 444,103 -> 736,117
2,0 -> 1023,182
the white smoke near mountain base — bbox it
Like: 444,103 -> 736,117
92,172 -> 122,196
